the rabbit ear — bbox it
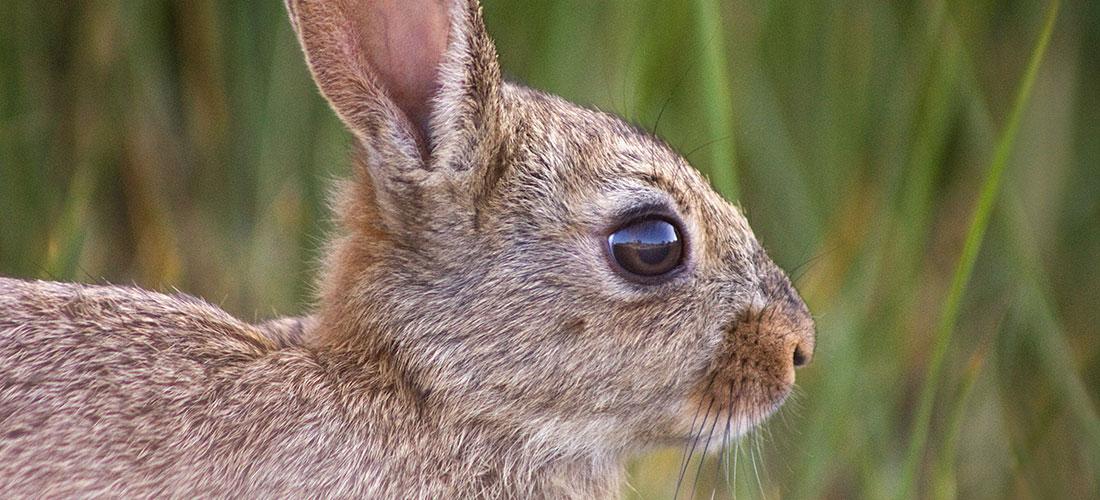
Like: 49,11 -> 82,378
286,0 -> 503,173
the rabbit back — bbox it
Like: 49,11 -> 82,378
0,278 -> 376,496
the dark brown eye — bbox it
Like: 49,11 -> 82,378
608,217 -> 684,279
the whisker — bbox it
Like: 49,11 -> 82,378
688,401 -> 722,500
732,405 -> 743,499
762,434 -> 772,498
724,387 -> 734,495
789,245 -> 837,286
715,420 -> 726,498
675,387 -> 716,500
651,52 -> 699,136
748,426 -> 765,500
675,375 -> 717,497
750,436 -> 765,499
683,135 -> 733,162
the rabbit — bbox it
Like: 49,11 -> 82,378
0,0 -> 816,497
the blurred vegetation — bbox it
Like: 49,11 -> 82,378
1,0 -> 1097,498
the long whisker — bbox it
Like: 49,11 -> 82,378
732,404 -> 743,499
717,405 -> 731,498
715,421 -> 726,499
688,401 -> 721,500
683,135 -> 733,162
651,50 -> 700,136
675,387 -> 716,500
750,423 -> 765,499
723,387 -> 734,495
675,375 -> 717,496
759,405 -> 781,499
789,245 -> 839,286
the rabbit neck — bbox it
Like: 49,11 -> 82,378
303,346 -> 625,498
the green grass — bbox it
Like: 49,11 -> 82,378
898,2 -> 1060,497
2,0 -> 1098,498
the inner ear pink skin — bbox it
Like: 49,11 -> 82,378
353,0 -> 450,137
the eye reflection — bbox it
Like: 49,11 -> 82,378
608,218 -> 683,279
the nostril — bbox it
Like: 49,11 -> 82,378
792,345 -> 808,367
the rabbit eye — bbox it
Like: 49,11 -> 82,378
608,217 -> 684,280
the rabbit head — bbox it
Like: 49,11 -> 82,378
287,0 -> 815,456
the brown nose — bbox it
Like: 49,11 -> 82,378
753,254 -> 816,370
753,290 -> 815,373
792,339 -> 812,367
742,246 -> 817,375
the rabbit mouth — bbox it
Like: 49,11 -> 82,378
672,379 -> 792,450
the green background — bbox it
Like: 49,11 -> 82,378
1,0 -> 1096,497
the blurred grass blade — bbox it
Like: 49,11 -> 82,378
932,337 -> 991,500
42,166 -> 96,280
1018,286 -> 1100,471
1002,190 -> 1100,478
689,0 -> 738,201
897,1 -> 1061,496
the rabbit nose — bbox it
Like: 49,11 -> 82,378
792,340 -> 812,367
785,315 -> 815,369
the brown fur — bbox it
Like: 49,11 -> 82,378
0,0 -> 814,497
